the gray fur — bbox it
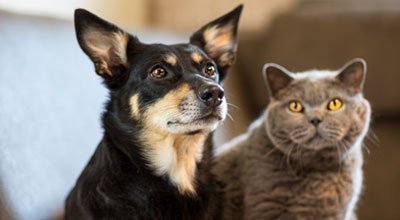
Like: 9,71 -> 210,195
214,59 -> 371,220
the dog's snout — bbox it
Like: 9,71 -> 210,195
197,84 -> 224,107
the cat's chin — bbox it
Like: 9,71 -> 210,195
291,135 -> 343,151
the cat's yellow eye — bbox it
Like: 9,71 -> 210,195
327,98 -> 343,111
288,101 -> 303,113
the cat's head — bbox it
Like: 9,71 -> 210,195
263,59 -> 371,156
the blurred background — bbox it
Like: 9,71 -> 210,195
0,0 -> 399,219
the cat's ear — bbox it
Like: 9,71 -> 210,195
337,58 -> 367,93
263,63 -> 294,97
74,9 -> 139,88
190,5 -> 243,81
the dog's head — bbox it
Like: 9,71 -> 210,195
74,6 -> 242,135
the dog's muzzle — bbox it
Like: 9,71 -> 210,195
196,83 -> 225,108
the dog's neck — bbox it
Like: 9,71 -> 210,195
103,109 -> 208,195
140,126 -> 207,195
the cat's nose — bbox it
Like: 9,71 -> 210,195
309,118 -> 322,126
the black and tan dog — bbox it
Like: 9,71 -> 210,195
65,5 -> 242,220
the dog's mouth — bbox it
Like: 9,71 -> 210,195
163,94 -> 227,134
165,109 -> 225,134
167,112 -> 222,126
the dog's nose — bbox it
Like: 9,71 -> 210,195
309,118 -> 322,126
197,84 -> 224,107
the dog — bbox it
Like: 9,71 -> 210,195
65,5 -> 242,220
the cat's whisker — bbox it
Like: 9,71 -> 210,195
340,138 -> 351,152
262,147 -> 277,160
294,143 -> 303,171
335,142 -> 343,173
279,143 -> 292,168
362,144 -> 371,155
286,144 -> 297,176
366,128 -> 379,147
361,128 -> 378,156
295,144 -> 304,171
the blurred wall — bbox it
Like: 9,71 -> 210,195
149,0 -> 300,33
0,0 -> 149,28
0,0 -> 300,31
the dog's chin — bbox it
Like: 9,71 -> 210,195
166,114 -> 223,135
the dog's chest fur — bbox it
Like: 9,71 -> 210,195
141,129 -> 207,194
65,123 -> 218,220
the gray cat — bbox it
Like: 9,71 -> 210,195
214,59 -> 371,220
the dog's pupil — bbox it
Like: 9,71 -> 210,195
206,65 -> 215,76
151,67 -> 166,78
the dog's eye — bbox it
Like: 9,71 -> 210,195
204,63 -> 217,77
150,66 -> 167,79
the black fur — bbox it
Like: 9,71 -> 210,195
65,6 -> 242,220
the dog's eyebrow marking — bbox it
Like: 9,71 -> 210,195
164,53 -> 178,66
191,52 -> 203,64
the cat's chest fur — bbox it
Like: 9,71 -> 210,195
215,120 -> 363,220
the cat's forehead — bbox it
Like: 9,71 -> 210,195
292,69 -> 338,80
281,70 -> 346,104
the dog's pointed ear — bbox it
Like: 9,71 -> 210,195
74,9 -> 137,87
263,63 -> 294,98
190,5 -> 243,81
336,58 -> 367,94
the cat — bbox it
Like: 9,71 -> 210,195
213,58 -> 371,220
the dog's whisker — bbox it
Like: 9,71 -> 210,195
226,112 -> 234,122
227,102 -> 239,109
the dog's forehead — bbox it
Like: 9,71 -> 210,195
156,43 -> 209,65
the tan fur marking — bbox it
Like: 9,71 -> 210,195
212,33 -> 233,49
191,52 -> 203,64
164,53 -> 178,66
145,84 -> 190,126
85,30 -> 129,76
171,134 -> 206,193
140,84 -> 206,194
112,31 -> 129,64
129,94 -> 140,119
203,24 -> 234,58
219,52 -> 235,66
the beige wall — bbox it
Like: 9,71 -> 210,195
0,0 -> 300,32
150,0 -> 300,33
0,0 -> 149,28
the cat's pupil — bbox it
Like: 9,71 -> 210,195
328,98 -> 343,111
289,101 -> 303,113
